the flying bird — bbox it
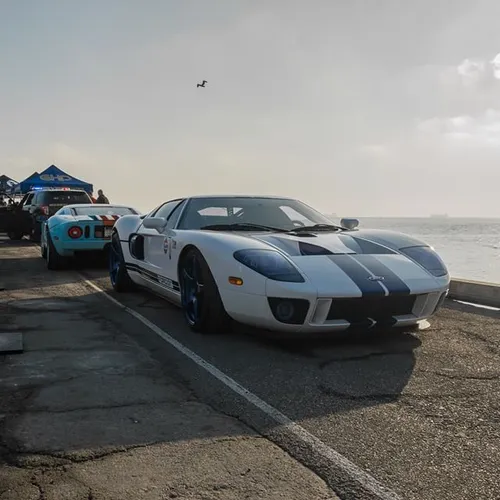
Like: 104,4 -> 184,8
197,80 -> 207,88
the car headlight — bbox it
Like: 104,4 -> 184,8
400,245 -> 448,277
233,249 -> 305,282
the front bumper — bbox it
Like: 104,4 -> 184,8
219,286 -> 449,333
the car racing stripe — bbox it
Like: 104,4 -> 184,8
88,214 -> 122,221
327,255 -> 386,296
125,263 -> 180,292
350,255 -> 411,295
254,235 -> 302,256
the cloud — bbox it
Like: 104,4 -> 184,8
456,58 -> 488,86
417,109 -> 500,147
491,53 -> 500,79
453,54 -> 500,87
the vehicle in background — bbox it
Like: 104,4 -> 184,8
0,191 -> 35,240
108,194 -> 450,335
0,188 -> 94,241
29,188 -> 94,242
41,204 -> 140,270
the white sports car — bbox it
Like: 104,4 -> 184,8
109,195 -> 450,334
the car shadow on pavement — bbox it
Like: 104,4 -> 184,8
239,324 -> 421,412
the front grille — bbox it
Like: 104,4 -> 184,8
327,295 -> 417,322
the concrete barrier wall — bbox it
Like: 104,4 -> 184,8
448,279 -> 500,308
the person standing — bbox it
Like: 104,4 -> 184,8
96,189 -> 109,204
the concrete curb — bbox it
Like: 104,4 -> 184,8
448,279 -> 500,308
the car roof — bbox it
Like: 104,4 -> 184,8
186,194 -> 295,200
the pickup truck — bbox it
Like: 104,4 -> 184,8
0,188 -> 93,241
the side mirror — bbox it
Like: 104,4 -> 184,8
340,218 -> 359,230
142,216 -> 167,232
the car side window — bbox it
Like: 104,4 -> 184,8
165,200 -> 187,229
26,193 -> 34,205
153,200 -> 183,219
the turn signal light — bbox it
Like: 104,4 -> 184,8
228,276 -> 243,286
68,226 -> 83,239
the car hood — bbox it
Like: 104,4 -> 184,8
245,229 -> 447,295
249,229 -> 426,256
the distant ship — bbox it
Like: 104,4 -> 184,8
430,213 -> 449,219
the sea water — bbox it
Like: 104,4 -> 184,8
351,218 -> 500,284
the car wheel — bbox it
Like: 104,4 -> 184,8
41,240 -> 47,259
31,222 -> 41,242
7,231 -> 23,240
109,231 -> 135,292
179,247 -> 230,334
46,231 -> 67,270
40,225 -> 47,259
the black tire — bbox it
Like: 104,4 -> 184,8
109,231 -> 135,292
40,226 -> 47,259
46,231 -> 67,270
31,222 -> 42,242
7,231 -> 23,240
179,247 -> 230,334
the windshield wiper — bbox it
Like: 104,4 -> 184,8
200,223 -> 287,232
288,223 -> 345,233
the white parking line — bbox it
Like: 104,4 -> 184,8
82,276 -> 402,500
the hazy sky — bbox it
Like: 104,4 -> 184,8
2,0 -> 500,216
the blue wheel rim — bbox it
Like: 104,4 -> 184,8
181,255 -> 203,325
109,237 -> 121,286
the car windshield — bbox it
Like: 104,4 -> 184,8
72,206 -> 137,216
177,197 -> 335,231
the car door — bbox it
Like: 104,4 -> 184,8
147,199 -> 187,301
136,199 -> 185,297
0,194 -> 14,231
23,192 -> 35,212
14,193 -> 34,233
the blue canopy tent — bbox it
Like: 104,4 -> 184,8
17,165 -> 93,194
9,171 -> 38,194
0,175 -> 18,193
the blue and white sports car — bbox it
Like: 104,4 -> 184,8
41,203 -> 139,269
108,195 -> 451,335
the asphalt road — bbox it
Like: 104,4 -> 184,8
0,237 -> 339,500
2,239 -> 500,500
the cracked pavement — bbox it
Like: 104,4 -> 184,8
0,238 -> 338,500
2,238 -> 500,500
